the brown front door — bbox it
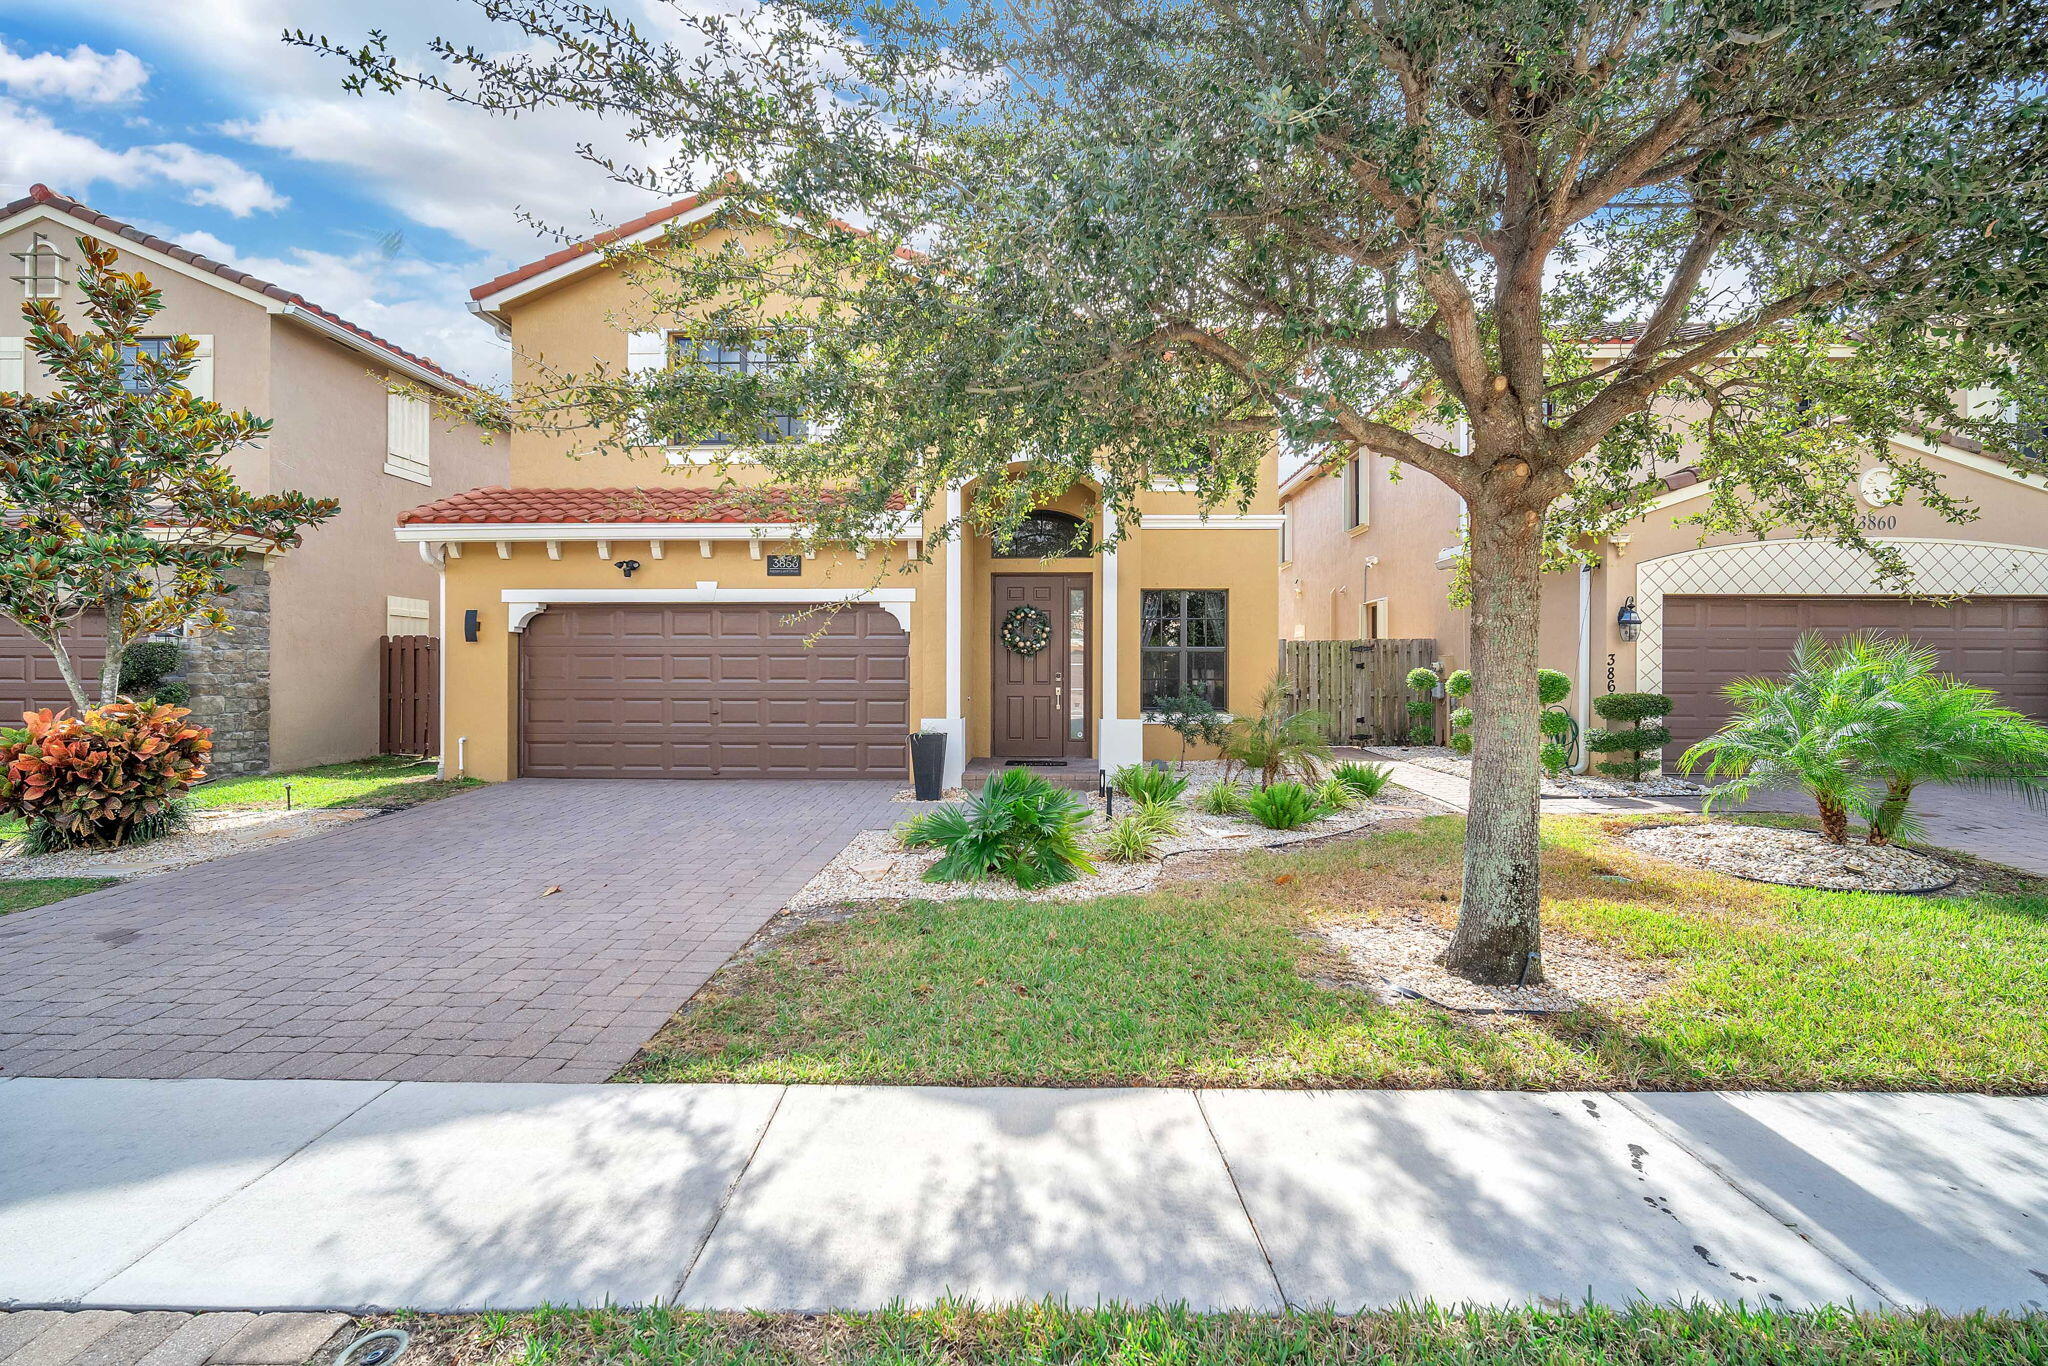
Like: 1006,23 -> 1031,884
991,574 -> 1090,760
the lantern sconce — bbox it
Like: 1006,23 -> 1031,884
1616,597 -> 1644,642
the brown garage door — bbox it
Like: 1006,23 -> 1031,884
0,613 -> 105,720
520,603 -> 910,779
1660,595 -> 2048,762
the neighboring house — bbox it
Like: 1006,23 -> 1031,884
0,185 -> 506,775
1279,396 -> 2048,762
397,192 -> 1282,785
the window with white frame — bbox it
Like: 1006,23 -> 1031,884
13,234 -> 64,299
0,337 -> 22,393
1361,598 -> 1388,640
385,393 -> 431,483
668,334 -> 805,444
1343,454 -> 1369,529
385,595 -> 430,637
1279,507 -> 1294,564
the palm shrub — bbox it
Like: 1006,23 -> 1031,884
1588,692 -> 1674,781
1242,779 -> 1321,830
1836,637 -> 2048,846
1,701 -> 211,850
1221,681 -> 1331,786
1404,666 -> 1440,744
1678,635 -> 1880,843
1111,763 -> 1189,807
901,767 -> 1096,889
1196,779 -> 1248,815
1331,760 -> 1392,798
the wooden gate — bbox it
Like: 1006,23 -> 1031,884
380,635 -> 438,756
1278,637 -> 1440,744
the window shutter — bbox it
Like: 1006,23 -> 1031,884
185,334 -> 214,400
386,393 -> 431,482
0,337 -> 22,393
626,331 -> 666,372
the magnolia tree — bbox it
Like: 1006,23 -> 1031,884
309,0 -> 2048,981
0,239 -> 338,711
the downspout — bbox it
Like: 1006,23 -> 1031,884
1573,562 -> 1593,772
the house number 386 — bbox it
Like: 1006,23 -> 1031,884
1606,653 -> 1617,694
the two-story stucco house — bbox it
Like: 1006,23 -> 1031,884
1279,381 -> 2048,763
0,186 -> 507,774
396,193 -> 1282,786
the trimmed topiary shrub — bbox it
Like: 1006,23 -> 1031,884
1537,668 -> 1572,707
1404,666 -> 1440,744
0,700 -> 211,850
1589,691 -> 1675,780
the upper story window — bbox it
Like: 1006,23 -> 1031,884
1343,455 -> 1369,529
670,334 -> 805,443
119,338 -> 176,393
993,510 -> 1089,558
386,392 -> 432,484
1279,507 -> 1294,564
13,234 -> 64,299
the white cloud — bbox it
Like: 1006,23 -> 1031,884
0,41 -> 149,104
0,98 -> 285,215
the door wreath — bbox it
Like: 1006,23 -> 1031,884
1000,604 -> 1054,657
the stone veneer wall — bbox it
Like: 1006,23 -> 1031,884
170,555 -> 272,778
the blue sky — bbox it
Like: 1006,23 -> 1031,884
1,1 -> 688,383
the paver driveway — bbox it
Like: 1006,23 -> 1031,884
0,780 -> 903,1083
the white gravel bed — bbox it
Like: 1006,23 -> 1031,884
0,807 -> 378,880
1401,751 -> 1703,799
1620,821 -> 1956,893
793,796 -> 1404,908
1315,912 -> 1669,1013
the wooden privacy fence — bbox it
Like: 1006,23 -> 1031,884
1279,637 -> 1442,744
380,635 -> 438,756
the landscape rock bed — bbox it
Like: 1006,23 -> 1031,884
0,807 -> 377,880
794,789 -> 1422,908
1620,821 -> 1957,893
1315,911 -> 1669,1013
1391,749 -> 1705,799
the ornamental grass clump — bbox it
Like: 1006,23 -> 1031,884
1196,779 -> 1248,815
1111,763 -> 1188,807
1099,797 -> 1182,862
1331,760 -> 1392,798
899,766 -> 1095,889
1,701 -> 211,852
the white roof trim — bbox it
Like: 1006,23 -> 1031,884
1,202 -> 277,310
281,305 -> 470,398
396,517 -> 924,544
470,198 -> 727,315
500,583 -> 916,632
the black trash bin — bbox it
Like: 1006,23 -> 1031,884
909,730 -> 948,801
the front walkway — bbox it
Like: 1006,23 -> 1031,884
0,780 -> 903,1083
2,1079 -> 2041,1313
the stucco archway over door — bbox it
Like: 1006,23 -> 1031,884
1636,539 -> 2048,759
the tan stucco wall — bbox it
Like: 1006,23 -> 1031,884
1281,436 -> 2048,719
263,323 -> 505,770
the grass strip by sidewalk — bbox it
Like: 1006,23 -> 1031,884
372,1302 -> 2048,1366
184,754 -> 482,813
0,877 -> 117,914
625,814 -> 2048,1092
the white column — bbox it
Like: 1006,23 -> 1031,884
1097,505 -> 1145,769
917,483 -> 970,788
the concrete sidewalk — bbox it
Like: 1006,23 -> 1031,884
3,1079 -> 2041,1315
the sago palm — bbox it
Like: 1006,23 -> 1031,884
1220,681 -> 1331,787
1678,634 -> 1886,844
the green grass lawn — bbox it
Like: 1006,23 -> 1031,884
0,876 -> 118,914
380,1303 -> 2047,1366
184,754 -> 483,812
624,813 -> 2048,1092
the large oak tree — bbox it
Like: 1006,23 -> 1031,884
312,0 -> 2047,980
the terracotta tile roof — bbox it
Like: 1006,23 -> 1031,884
398,485 -> 836,525
2,184 -> 477,396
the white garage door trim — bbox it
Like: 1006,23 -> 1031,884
1635,538 -> 2048,698
502,583 -> 916,633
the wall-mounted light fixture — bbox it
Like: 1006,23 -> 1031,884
1616,597 -> 1643,642
463,609 -> 480,643
614,559 -> 642,578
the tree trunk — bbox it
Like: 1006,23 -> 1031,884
1867,780 -> 1910,845
1445,505 -> 1546,985
43,632 -> 90,713
1816,795 -> 1850,844
97,613 -> 126,708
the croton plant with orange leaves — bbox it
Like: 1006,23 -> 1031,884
1,701 -> 211,850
